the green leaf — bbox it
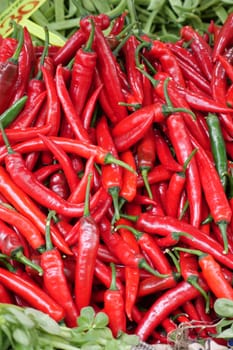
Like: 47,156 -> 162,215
77,307 -> 95,329
12,328 -> 31,346
24,307 -> 61,335
214,298 -> 233,318
7,307 -> 35,329
93,312 -> 109,329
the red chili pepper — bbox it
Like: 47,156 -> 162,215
167,113 -> 202,228
119,150 -> 137,205
80,18 -> 127,122
136,213 -> 233,270
74,173 -> 100,311
0,27 -> 24,114
136,127 -> 156,199
0,166 -> 72,256
116,224 -> 173,275
49,171 -> 70,200
0,283 -> 13,304
136,164 -> 172,188
40,211 -> 79,327
180,25 -> 213,81
82,84 -> 103,130
34,163 -> 61,182
94,258 -> 124,292
218,53 -> 233,82
103,262 -> 126,337
212,13 -> 233,61
55,64 -> 91,144
191,135 -> 232,254
96,115 -> 122,220
154,129 -> 183,173
0,266 -> 65,321
39,134 -> 79,192
0,37 -> 17,63
135,280 -> 207,341
69,19 -> 97,117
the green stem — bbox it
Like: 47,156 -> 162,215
218,221 -> 229,255
141,168 -> 153,199
104,153 -> 137,174
109,262 -> 118,290
9,25 -> 24,64
109,186 -> 120,221
0,122 -> 14,154
139,259 -> 169,278
45,210 -> 57,251
83,173 -> 93,217
12,248 -> 43,275
84,18 -> 95,52
36,26 -> 49,80
115,224 -> 143,240
0,96 -> 27,129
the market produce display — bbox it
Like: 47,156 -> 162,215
2,1 -> 233,349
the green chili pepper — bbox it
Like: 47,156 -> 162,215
0,95 -> 28,128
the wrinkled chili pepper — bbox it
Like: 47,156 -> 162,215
40,210 -> 79,327
49,171 -> 70,200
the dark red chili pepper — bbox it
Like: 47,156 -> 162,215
40,211 -> 79,327
191,135 -> 232,254
69,20 -> 96,118
103,262 -> 126,337
0,27 -> 24,114
218,53 -> 233,82
74,173 -> 100,311
136,127 -> 156,199
212,13 -> 233,61
55,64 -> 91,144
0,219 -> 42,274
80,18 -> 127,122
167,113 -> 202,228
34,163 -> 61,182
0,283 -> 13,304
180,25 -> 213,81
136,213 -> 233,270
0,266 -> 65,321
82,84 -> 103,130
135,280 -> 207,341
96,115 -> 122,220
39,133 -> 79,192
0,166 -> 72,256
49,171 -> 70,200
110,12 -> 127,36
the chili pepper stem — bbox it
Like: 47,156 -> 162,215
45,210 -> 57,251
141,168 -> 153,199
187,275 -> 210,313
104,153 -> 137,174
83,173 -> 93,217
12,248 -> 43,276
218,221 -> 229,254
109,186 -> 120,222
9,26 -> 24,65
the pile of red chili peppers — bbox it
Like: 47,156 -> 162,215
2,11 -> 233,346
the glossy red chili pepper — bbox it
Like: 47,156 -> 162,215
0,166 -> 72,255
55,65 -> 91,144
82,84 -> 103,130
136,214 -> 233,270
96,115 -> 122,220
180,25 -> 213,81
0,203 -> 45,253
0,266 -> 65,321
74,173 -> 100,311
0,27 -> 24,114
69,19 -> 96,117
94,258 -> 124,292
191,135 -> 232,254
167,113 -> 202,228
49,171 -> 69,200
34,163 -> 61,182
154,129 -> 183,173
119,150 -> 137,206
0,283 -> 13,304
80,19 -> 127,122
39,134 -> 79,192
0,219 -> 42,274
136,164 -> 172,188
0,37 -> 17,63
135,280 -> 207,341
212,13 -> 233,61
40,211 -> 78,327
103,262 -> 126,337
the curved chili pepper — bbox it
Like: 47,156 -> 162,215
49,171 -> 70,200
0,203 -> 45,254
135,280 -> 207,341
94,258 -> 124,292
191,135 -> 232,254
55,65 -> 90,143
180,25 -> 213,81
80,18 -> 127,122
100,216 -> 168,278
167,113 -> 202,228
34,163 -> 61,182
136,164 -> 172,188
74,173 -> 100,311
0,166 -> 72,256
0,266 -> 65,322
0,95 -> 28,129
136,213 -> 233,270
40,211 -> 79,327
154,129 -> 183,173
212,13 -> 233,61
39,133 -> 79,193
69,19 -> 96,118
119,150 -> 137,205
116,224 -> 173,275
0,27 -> 24,114
103,262 -> 126,337
82,84 -> 103,130
0,37 -> 17,63
96,115 -> 122,220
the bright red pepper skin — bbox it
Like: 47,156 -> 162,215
41,248 -> 79,327
212,13 -> 233,61
0,267 -> 65,322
